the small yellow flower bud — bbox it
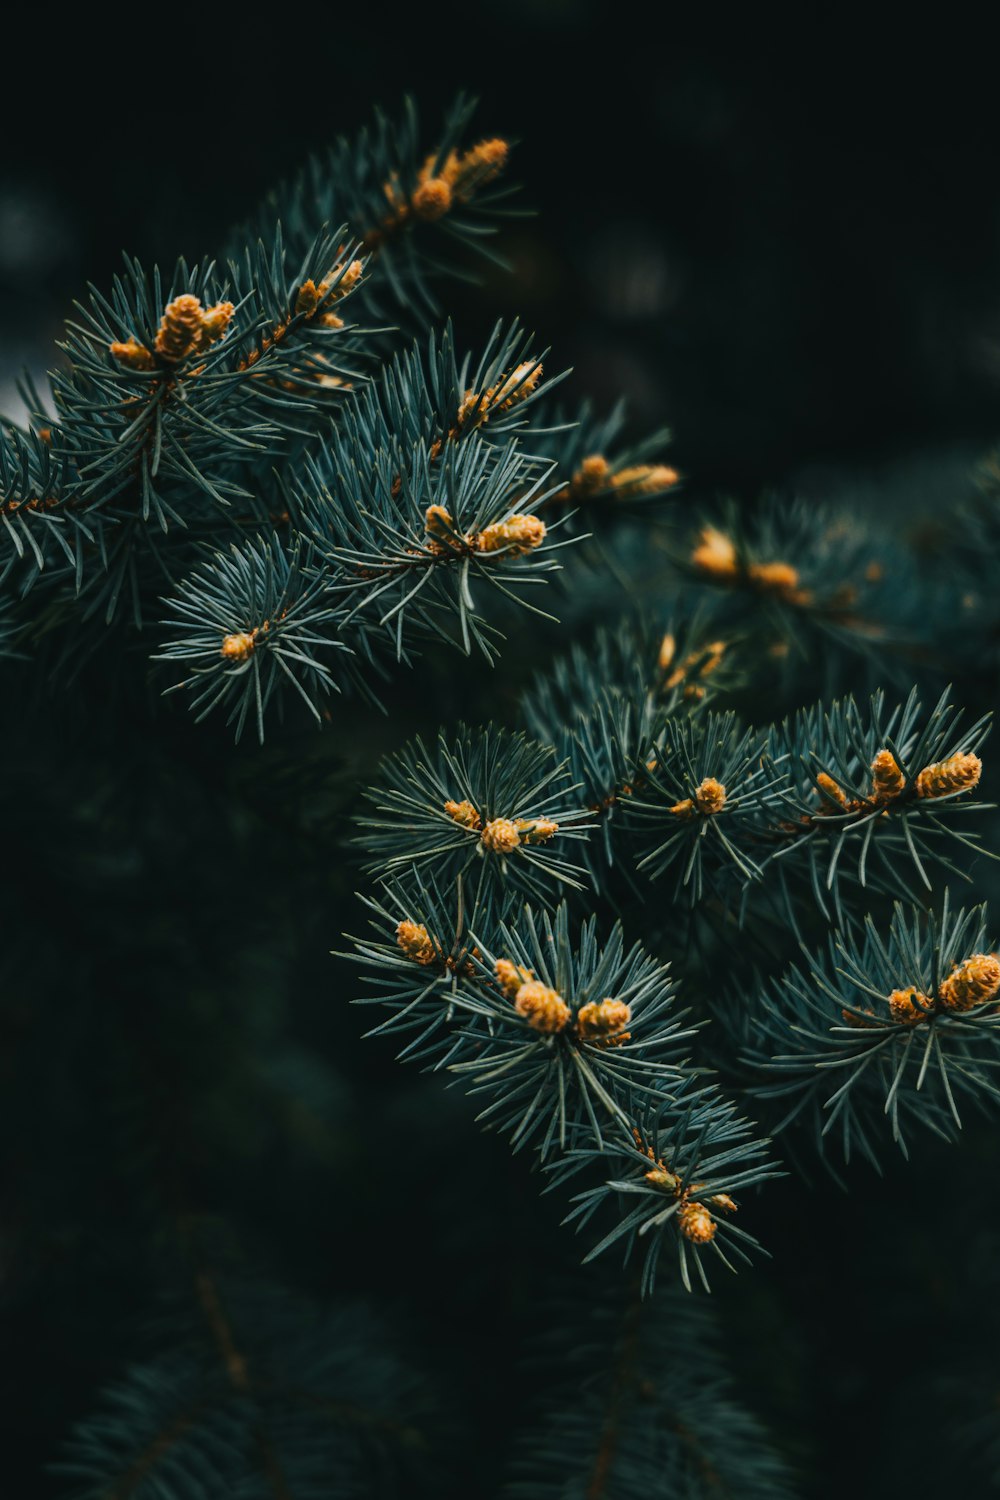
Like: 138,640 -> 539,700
155,294 -> 207,364
658,633 -> 677,670
709,1194 -> 738,1214
425,503 -> 453,536
610,464 -> 679,497
915,752 -> 982,799
871,749 -> 906,802
220,631 -> 256,662
476,514 -> 547,557
576,998 -> 632,1042
412,177 -> 453,220
644,1167 -> 681,1193
444,799 -> 481,830
495,959 -> 534,997
109,337 -> 154,370
514,981 -> 571,1033
199,302 -> 235,343
396,920 -> 436,966
691,526 -> 738,579
444,137 -> 509,200
515,818 -> 559,844
570,453 -> 612,498
678,1200 -> 717,1244
481,818 -> 521,854
939,953 -> 1000,1012
746,560 -> 802,600
694,777 -> 726,814
887,987 -> 931,1025
816,772 -> 850,809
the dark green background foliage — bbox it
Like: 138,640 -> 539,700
5,17 -> 1000,1499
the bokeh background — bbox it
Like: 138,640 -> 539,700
5,13 -> 1000,1495
5,17 -> 1000,501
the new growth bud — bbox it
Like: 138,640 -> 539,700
888,987 -> 931,1025
396,920 -> 436,966
939,953 -> 1000,1012
481,818 -> 521,854
678,1200 -> 717,1244
871,749 -> 906,802
576,998 -> 632,1043
495,959 -> 534,996
444,799 -> 481,829
915,753 -> 982,800
513,981 -> 571,1033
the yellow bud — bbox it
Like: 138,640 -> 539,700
495,959 -> 534,997
444,799 -> 481,830
694,777 -> 726,814
678,1200 -> 717,1244
915,752 -> 982,799
816,772 -> 850,809
576,998 -> 632,1042
481,818 -> 521,854
939,953 -> 1000,1012
887,987 -> 931,1025
396,920 -> 436,966
412,177 -> 453,220
746,560 -> 803,601
871,749 -> 906,802
154,294 -> 206,364
220,631 -> 256,662
109,336 -> 154,370
514,981 -> 571,1033
515,817 -> 559,845
644,1167 -> 681,1193
476,514 -> 547,557
691,526 -> 738,578
610,463 -> 679,497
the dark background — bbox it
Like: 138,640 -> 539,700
5,12 -> 1000,1495
4,15 -> 1000,496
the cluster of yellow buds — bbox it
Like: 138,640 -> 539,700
421,505 -> 547,560
479,816 -> 559,854
495,959 -> 535,996
294,259 -> 364,327
938,952 -> 1000,1011
411,138 -> 509,223
915,752 -> 982,800
369,139 -> 509,247
456,360 -> 544,429
514,981 -> 572,1033
576,998 -> 632,1046
642,1161 -> 738,1243
815,748 -> 910,815
670,777 -> 727,818
396,920 -> 437,966
657,633 -> 728,701
111,293 -> 235,371
555,453 -> 680,504
498,966 -> 571,1033
690,525 -> 809,603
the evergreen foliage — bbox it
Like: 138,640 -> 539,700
6,92 -> 1000,1498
